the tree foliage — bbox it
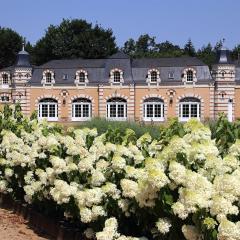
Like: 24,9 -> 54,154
32,19 -> 118,65
0,27 -> 23,69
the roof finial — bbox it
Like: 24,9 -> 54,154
222,38 -> 225,44
22,37 -> 26,51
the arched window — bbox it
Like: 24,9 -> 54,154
143,98 -> 164,121
113,71 -> 121,82
179,97 -> 200,121
42,70 -> 55,85
186,70 -> 193,82
75,70 -> 88,85
150,71 -> 158,82
109,69 -> 124,84
72,98 -> 91,121
107,97 -> 127,120
146,69 -> 160,84
38,98 -> 58,121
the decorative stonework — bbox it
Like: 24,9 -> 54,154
68,94 -> 95,118
35,95 -> 61,117
146,69 -> 161,86
176,93 -> 204,120
75,69 -> 89,86
109,68 -> 124,85
182,68 -> 197,84
140,94 -> 167,121
41,70 -> 55,86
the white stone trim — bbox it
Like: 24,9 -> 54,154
176,93 -> 204,120
68,94 -> 95,119
140,94 -> 167,121
182,67 -> 197,85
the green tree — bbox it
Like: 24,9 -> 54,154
32,19 -> 118,65
232,44 -> 240,61
135,34 -> 156,56
0,27 -> 23,69
122,38 -> 136,56
155,41 -> 183,57
197,43 -> 216,68
184,39 -> 196,57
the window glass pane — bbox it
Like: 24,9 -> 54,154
82,104 -> 89,117
182,104 -> 190,118
79,72 -> 85,82
74,104 -> 82,118
110,105 -> 116,117
154,104 -> 162,118
113,72 -> 121,82
146,104 -> 153,118
151,71 -> 157,82
117,104 -> 125,118
191,104 -> 198,117
49,104 -> 56,117
41,105 -> 48,117
187,71 -> 193,82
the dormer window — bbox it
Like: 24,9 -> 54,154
109,69 -> 124,85
42,70 -> 55,86
75,70 -> 88,86
182,68 -> 197,84
146,69 -> 160,85
1,72 -> 10,88
2,74 -> 9,85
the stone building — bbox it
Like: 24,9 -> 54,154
0,45 -> 240,123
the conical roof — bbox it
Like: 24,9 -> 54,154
15,43 -> 31,67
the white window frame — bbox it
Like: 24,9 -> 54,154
109,69 -> 124,85
143,101 -> 164,122
106,100 -> 127,121
41,70 -> 55,86
179,101 -> 200,122
72,101 -> 91,121
38,101 -> 58,121
1,73 -> 10,89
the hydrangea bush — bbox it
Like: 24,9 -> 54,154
1,105 -> 240,240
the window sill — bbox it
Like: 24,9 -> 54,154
106,117 -> 127,121
38,117 -> 58,122
179,117 -> 200,122
71,117 -> 91,122
143,118 -> 164,122
1,85 -> 9,89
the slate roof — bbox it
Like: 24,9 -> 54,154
0,51 -> 213,86
29,52 -> 212,86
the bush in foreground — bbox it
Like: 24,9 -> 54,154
1,105 -> 240,239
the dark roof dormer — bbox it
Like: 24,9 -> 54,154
216,46 -> 233,65
15,43 -> 31,68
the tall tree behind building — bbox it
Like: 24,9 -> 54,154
0,27 -> 23,69
32,19 -> 118,65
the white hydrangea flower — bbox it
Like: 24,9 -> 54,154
156,218 -> 172,234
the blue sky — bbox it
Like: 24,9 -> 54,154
1,0 -> 240,49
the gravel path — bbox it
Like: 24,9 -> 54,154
0,208 -> 51,240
